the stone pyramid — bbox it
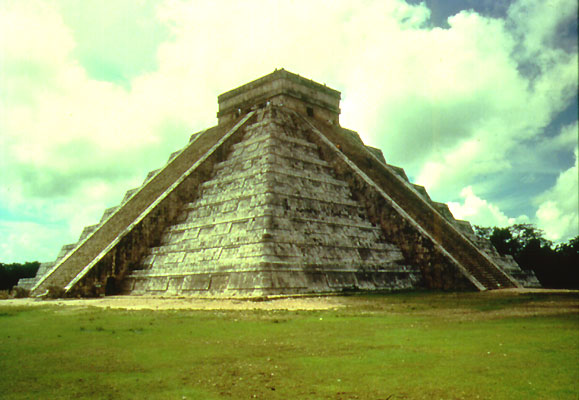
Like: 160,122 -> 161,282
20,69 -> 539,297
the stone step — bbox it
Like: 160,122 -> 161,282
143,169 -> 161,184
201,165 -> 349,191
121,188 -> 139,204
131,258 -> 413,276
229,134 -> 319,158
56,243 -> 77,261
78,224 -> 99,242
232,130 -> 318,151
228,134 -> 320,157
167,211 -> 381,235
411,184 -> 431,201
122,269 -> 421,295
213,150 -> 333,176
188,188 -> 360,213
386,164 -> 409,181
150,233 -> 396,255
100,206 -> 119,223
146,251 -> 375,267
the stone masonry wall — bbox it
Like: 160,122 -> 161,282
31,113 -> 257,296
123,106 -> 421,297
300,112 -> 520,290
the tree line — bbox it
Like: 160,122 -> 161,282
474,224 -> 578,289
0,262 -> 40,291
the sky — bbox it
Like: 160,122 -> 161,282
0,0 -> 577,263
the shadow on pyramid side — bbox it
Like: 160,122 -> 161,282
19,69 -> 540,298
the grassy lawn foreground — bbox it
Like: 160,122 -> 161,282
0,291 -> 577,399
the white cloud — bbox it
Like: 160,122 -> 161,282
0,221 -> 64,263
415,137 -> 511,192
547,121 -> 579,150
508,0 -> 578,60
403,3 -> 577,199
0,1 -> 194,261
448,186 -> 530,228
535,145 -> 579,241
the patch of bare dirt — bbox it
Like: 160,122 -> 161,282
1,289 -> 577,317
0,295 -> 344,311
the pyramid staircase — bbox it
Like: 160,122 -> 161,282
21,69 -> 539,297
25,112 -> 256,295
305,116 -> 537,290
123,107 -> 420,296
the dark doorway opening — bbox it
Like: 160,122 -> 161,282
105,276 -> 117,295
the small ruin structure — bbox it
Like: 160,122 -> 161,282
18,69 -> 540,297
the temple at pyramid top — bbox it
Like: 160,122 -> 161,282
217,69 -> 341,125
18,70 -> 540,298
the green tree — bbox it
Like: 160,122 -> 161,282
475,224 -> 578,289
489,227 -> 521,257
0,262 -> 40,291
552,236 -> 579,288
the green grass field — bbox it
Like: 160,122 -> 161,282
1,291 -> 577,399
